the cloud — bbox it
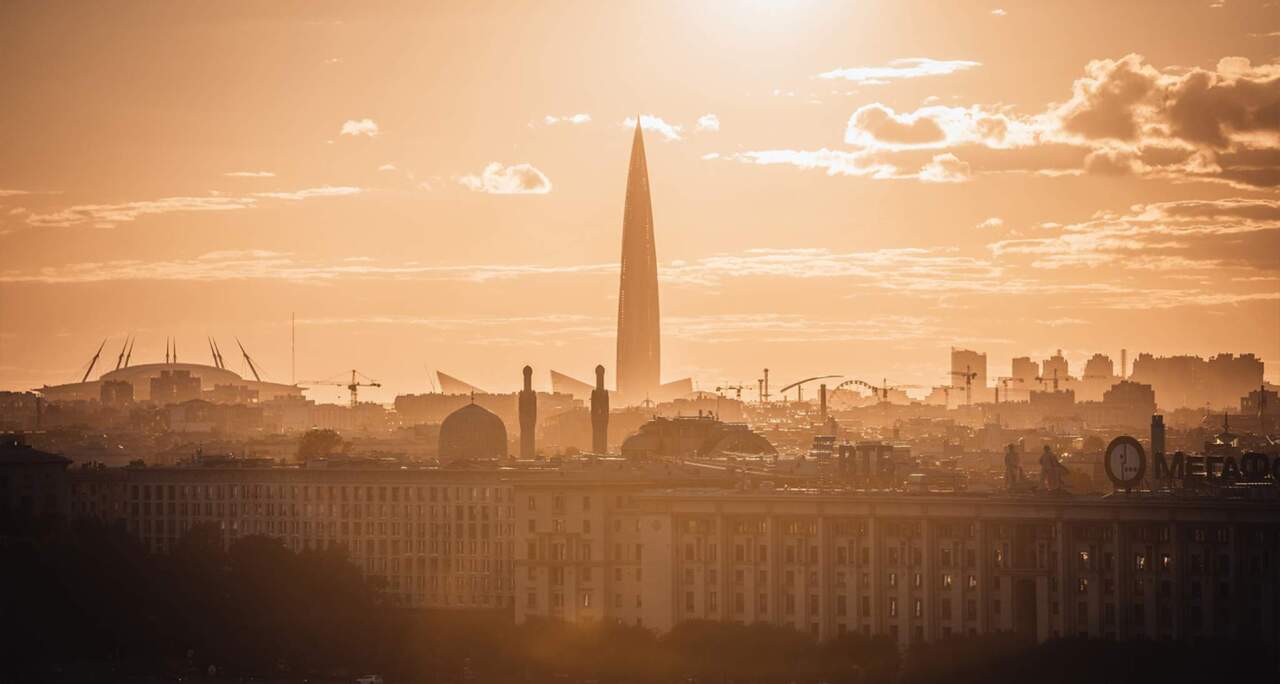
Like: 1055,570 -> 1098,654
458,163 -> 552,194
817,58 -> 982,84
989,197 -> 1280,271
0,189 -> 33,197
252,186 -> 363,201
378,164 -> 397,172
848,104 -> 946,145
991,8 -> 1007,16
340,118 -> 379,137
731,54 -> 1280,188
918,153 -> 971,182
845,103 -> 1044,150
696,114 -> 721,132
223,171 -> 275,178
623,115 -> 683,141
21,187 -> 364,228
543,113 -> 591,126
0,252 -> 615,285
976,217 -> 1005,229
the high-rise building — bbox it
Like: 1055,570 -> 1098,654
616,121 -> 661,405
950,348 -> 987,401
1041,349 -> 1070,386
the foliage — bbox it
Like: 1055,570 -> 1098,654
296,428 -> 345,461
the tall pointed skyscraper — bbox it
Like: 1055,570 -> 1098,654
616,120 -> 661,404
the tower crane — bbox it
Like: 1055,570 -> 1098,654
715,384 -> 746,401
777,375 -> 841,402
1034,368 -> 1061,392
950,366 -> 978,406
302,369 -> 382,408
994,376 -> 1024,403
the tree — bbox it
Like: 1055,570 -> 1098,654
296,428 -> 344,461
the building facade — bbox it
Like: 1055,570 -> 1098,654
67,463 -> 1279,650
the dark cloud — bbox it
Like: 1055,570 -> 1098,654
1059,55 -> 1159,141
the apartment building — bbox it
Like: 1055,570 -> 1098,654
68,462 -> 1278,649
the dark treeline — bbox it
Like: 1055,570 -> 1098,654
1,518 -> 1276,683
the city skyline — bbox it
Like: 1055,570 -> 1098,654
2,1 -> 1279,403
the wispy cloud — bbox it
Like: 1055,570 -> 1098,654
817,58 -> 982,84
543,113 -> 591,126
223,171 -> 275,178
458,162 -> 552,194
252,186 -> 362,201
991,8 -> 1007,16
976,217 -> 1005,229
696,113 -> 721,132
623,115 -> 683,141
340,118 -> 379,137
21,186 -> 364,228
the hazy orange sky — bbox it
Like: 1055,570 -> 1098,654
1,1 -> 1277,404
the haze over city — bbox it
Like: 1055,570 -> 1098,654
2,1 -> 1277,404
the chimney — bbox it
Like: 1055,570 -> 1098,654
1120,348 -> 1127,380
819,383 -> 828,421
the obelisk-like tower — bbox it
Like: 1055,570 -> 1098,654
591,364 -> 609,454
518,365 -> 536,459
616,120 -> 661,405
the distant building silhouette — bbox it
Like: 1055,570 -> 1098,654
1130,352 -> 1264,410
438,401 -> 507,462
591,364 -> 609,454
616,120 -> 661,405
518,365 -> 536,459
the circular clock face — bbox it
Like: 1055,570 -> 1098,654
1104,436 -> 1146,487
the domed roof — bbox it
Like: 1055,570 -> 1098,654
439,402 -> 508,462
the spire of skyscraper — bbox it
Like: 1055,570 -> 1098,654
616,119 -> 661,404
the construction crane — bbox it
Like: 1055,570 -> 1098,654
950,366 -> 978,406
303,369 -> 381,408
1034,368 -> 1061,392
994,376 -> 1024,403
715,384 -> 746,401
80,339 -> 107,383
777,375 -> 841,402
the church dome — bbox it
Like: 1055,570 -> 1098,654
438,402 -> 508,462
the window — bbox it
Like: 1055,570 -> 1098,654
942,574 -> 954,588
913,599 -> 923,618
1134,553 -> 1146,570
888,572 -> 898,587
1078,577 -> 1089,593
888,597 -> 898,617
685,592 -> 695,611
